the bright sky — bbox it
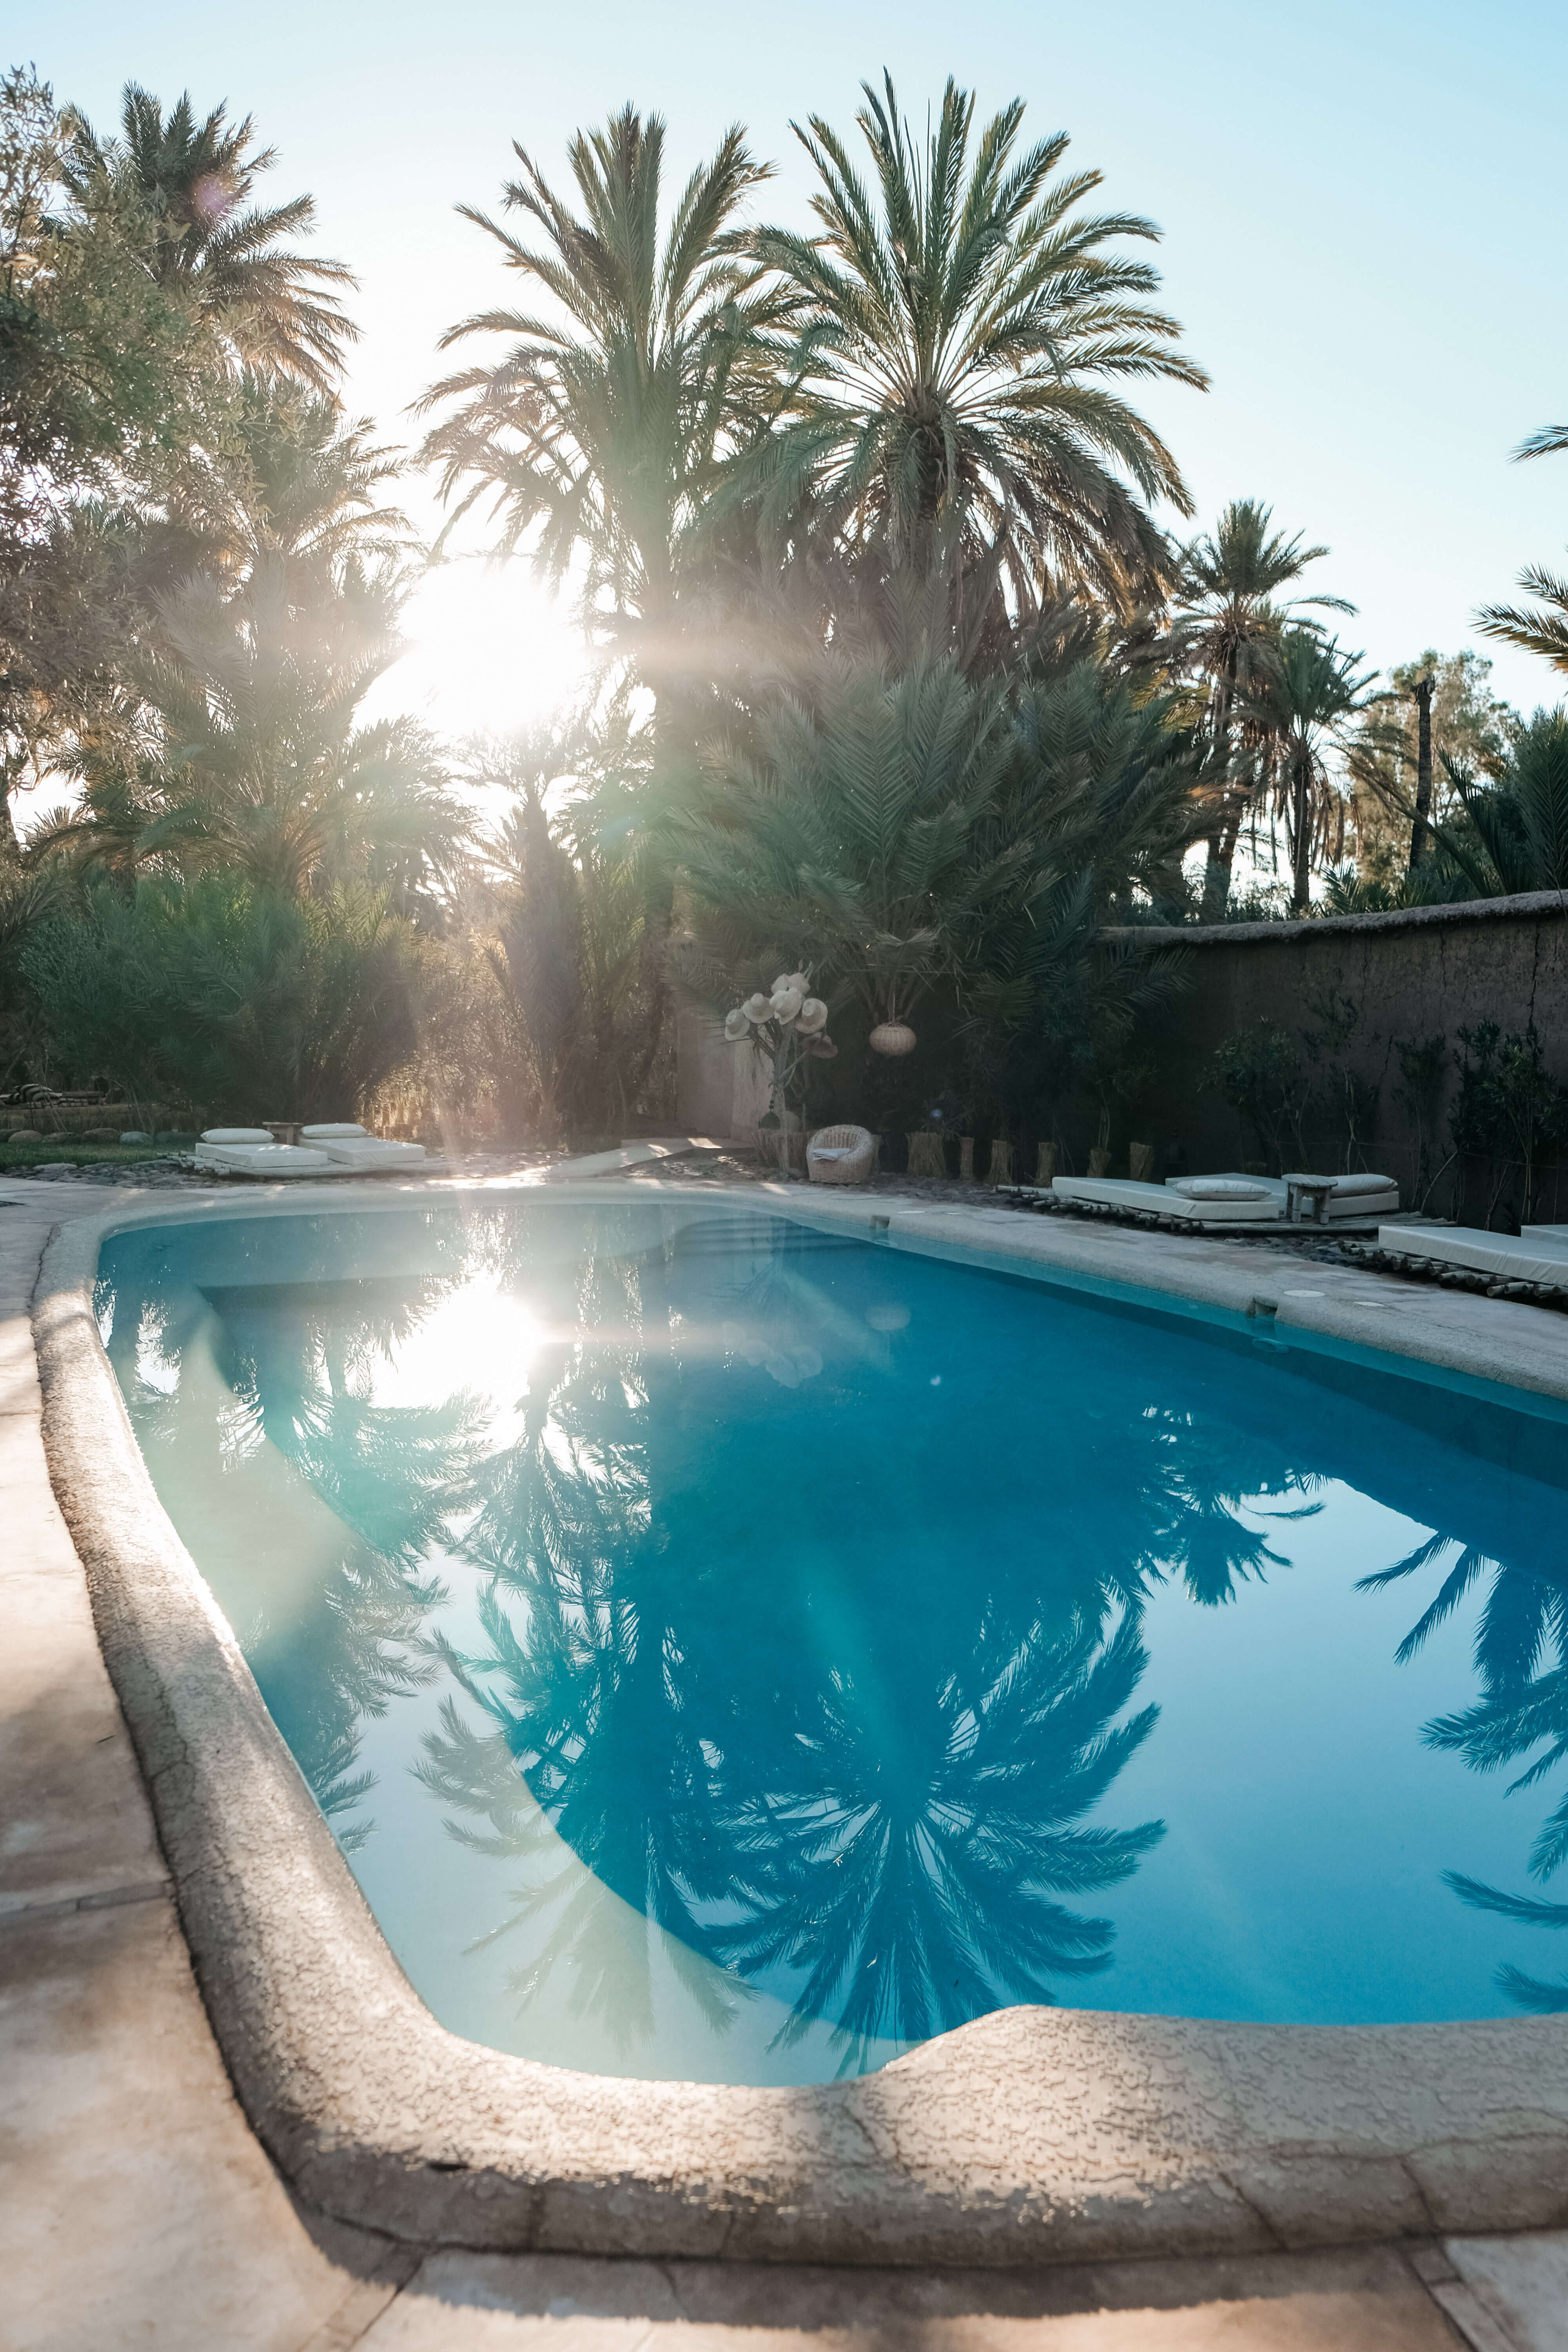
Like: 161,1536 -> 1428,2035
25,0 -> 1568,748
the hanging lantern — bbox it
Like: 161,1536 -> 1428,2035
868,1021 -> 917,1056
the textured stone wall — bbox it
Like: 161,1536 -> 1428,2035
1111,889 -> 1568,1203
671,894 -> 1568,1210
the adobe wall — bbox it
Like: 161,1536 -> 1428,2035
1112,890 -> 1568,1205
672,895 -> 1568,1212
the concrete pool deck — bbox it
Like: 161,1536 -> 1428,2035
3,1170 -> 1568,2348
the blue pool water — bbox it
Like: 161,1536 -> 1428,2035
97,1198 -> 1568,2083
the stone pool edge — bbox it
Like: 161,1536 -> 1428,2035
31,1179 -> 1568,2266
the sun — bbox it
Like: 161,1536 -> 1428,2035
369,555 -> 592,746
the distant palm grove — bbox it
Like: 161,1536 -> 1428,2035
2,62 -> 1565,1143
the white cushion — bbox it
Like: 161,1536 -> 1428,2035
1171,1178 -> 1272,1201
1383,1224 -> 1568,1284
301,1123 -> 368,1139
315,1136 -> 424,1160
810,1147 -> 853,1161
194,1143 -> 334,1174
1055,1177 -> 1281,1220
200,1127 -> 275,1144
1280,1169 -> 1393,1194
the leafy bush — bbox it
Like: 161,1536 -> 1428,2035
1207,1020 -> 1308,1171
1449,1020 -> 1568,1229
22,876 -> 433,1123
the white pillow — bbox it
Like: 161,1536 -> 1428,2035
201,1127 -> 275,1143
1172,1177 -> 1272,1201
1329,1172 -> 1397,1196
301,1123 -> 368,1139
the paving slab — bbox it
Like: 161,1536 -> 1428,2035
0,1894 -> 418,2352
359,2245 -> 1469,2350
0,1190 -> 421,2352
0,1529 -> 165,1910
1443,2235 -> 1568,2352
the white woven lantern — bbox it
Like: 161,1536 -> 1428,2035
868,1021 -> 917,1056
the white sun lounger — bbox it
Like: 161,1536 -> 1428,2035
300,1123 -> 427,1170
1379,1223 -> 1568,1285
194,1127 -> 341,1180
1170,1171 -> 1401,1221
1054,1176 -> 1283,1223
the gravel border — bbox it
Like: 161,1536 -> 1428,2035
31,1177 -> 1568,2265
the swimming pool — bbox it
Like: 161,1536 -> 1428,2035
92,1192 -> 1568,2089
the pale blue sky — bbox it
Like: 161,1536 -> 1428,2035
22,0 -> 1568,738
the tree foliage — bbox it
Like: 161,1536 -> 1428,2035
22,875 -> 432,1120
735,73 -> 1205,619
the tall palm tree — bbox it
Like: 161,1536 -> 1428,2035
1173,501 -> 1354,918
736,73 -> 1207,620
1240,630 -> 1377,915
1477,423 -> 1568,676
419,108 -> 788,1090
61,84 -> 357,392
418,107 -> 783,713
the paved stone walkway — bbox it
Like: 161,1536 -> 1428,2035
2,1176 -> 1564,2351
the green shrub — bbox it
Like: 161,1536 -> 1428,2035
22,876 -> 432,1124
1207,1020 -> 1308,1171
1450,1020 -> 1568,1228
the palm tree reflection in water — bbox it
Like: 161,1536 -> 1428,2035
105,1251 -> 487,1846
411,1215 -> 1321,2069
1361,1533 -> 1568,2011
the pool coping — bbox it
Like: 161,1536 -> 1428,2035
31,1175 -> 1568,2265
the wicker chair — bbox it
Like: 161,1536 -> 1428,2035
807,1123 -> 877,1185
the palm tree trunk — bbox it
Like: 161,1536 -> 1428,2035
626,659 -> 680,1116
0,771 -> 21,862
1200,805 -> 1245,918
1198,666 -> 1240,922
1290,752 -> 1313,915
1407,674 -> 1434,870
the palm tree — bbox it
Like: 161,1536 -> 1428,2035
1449,711 -> 1568,895
1239,630 -> 1377,915
418,107 -> 783,715
1345,709 -> 1568,904
1477,423 -> 1568,675
122,555 -> 466,904
61,84 -> 357,392
669,647 -> 1025,1044
1172,501 -> 1354,918
40,551 -> 466,909
736,73 -> 1207,620
31,379 -> 465,909
670,582 -> 1206,1095
419,108 -> 788,1089
186,373 -> 410,575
